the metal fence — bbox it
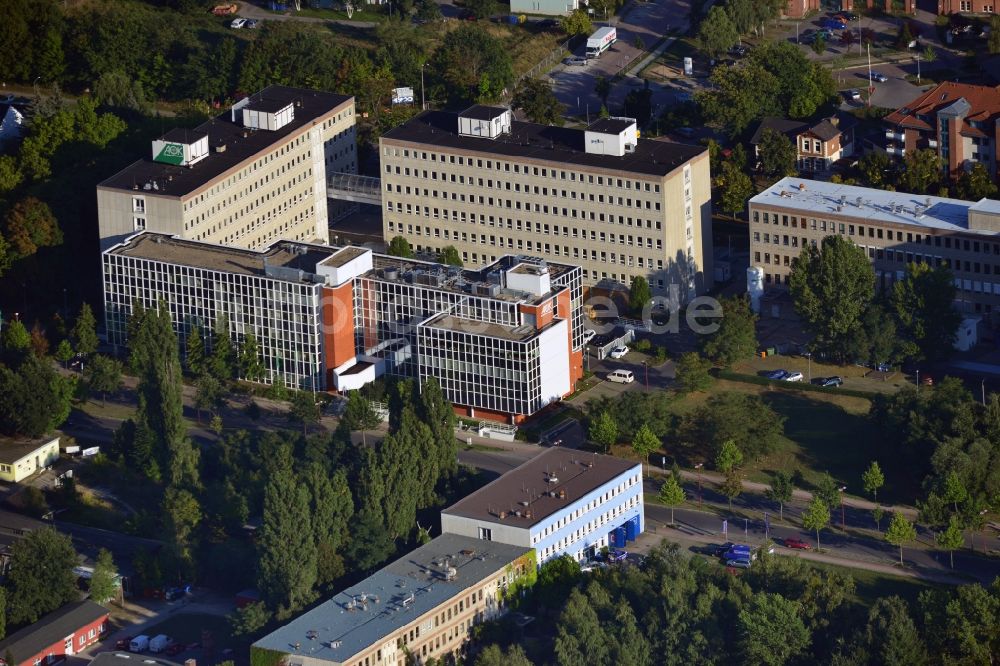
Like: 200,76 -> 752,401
501,34 -> 584,102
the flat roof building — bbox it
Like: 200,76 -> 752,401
0,601 -> 109,666
748,177 -> 1000,326
103,232 -> 585,422
379,107 -> 712,301
0,435 -> 60,483
441,448 -> 643,566
97,86 -> 357,251
251,534 -> 533,666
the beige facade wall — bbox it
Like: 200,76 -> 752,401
98,101 -> 356,251
0,438 -> 60,483
290,565 -> 518,666
378,139 -> 712,298
748,203 -> 1000,321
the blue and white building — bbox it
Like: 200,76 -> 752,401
440,448 -> 643,566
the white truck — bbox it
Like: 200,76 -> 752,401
149,635 -> 174,653
129,636 -> 150,653
586,26 -> 617,59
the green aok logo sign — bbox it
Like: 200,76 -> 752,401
155,142 -> 185,165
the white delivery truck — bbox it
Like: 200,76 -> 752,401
586,26 -> 617,59
149,635 -> 174,653
129,636 -> 150,652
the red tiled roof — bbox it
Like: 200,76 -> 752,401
884,81 -> 1000,131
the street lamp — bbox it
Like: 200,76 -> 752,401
915,52 -> 922,84
694,463 -> 704,505
838,486 -> 847,530
420,63 -> 427,111
804,352 -> 812,383
643,360 -> 649,389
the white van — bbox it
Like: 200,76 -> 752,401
149,635 -> 173,653
129,635 -> 150,652
607,370 -> 634,384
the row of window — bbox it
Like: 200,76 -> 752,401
538,495 -> 641,560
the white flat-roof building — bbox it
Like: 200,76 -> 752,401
441,448 -> 643,566
748,177 -> 1000,326
0,436 -> 60,483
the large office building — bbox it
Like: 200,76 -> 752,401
884,81 -> 1000,183
441,447 -> 643,567
379,107 -> 712,300
748,177 -> 1000,324
96,85 -> 357,251
251,534 -> 533,666
103,232 -> 584,422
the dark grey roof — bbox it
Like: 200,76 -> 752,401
383,111 -> 705,178
806,119 -> 842,142
252,534 -> 531,665
0,601 -> 108,663
750,117 -> 808,145
158,128 -> 208,144
98,86 -> 352,197
460,105 -> 508,121
90,654 -> 182,666
441,448 -> 640,527
245,95 -> 294,113
0,436 -> 57,465
587,118 -> 634,134
0,509 -> 44,536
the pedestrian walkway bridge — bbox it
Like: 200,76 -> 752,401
327,172 -> 382,206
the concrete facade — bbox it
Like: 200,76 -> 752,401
379,109 -> 713,301
97,86 -> 357,251
748,178 -> 1000,326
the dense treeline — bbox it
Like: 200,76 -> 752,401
473,543 -> 1000,666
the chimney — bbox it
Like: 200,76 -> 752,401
798,183 -> 806,191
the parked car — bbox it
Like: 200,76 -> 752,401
783,537 -> 811,550
729,44 -> 750,58
582,328 -> 596,344
563,56 -> 589,66
607,369 -> 635,384
835,11 -> 858,21
245,18 -> 259,28
725,556 -> 752,569
820,17 -> 847,30
764,369 -> 789,380
608,346 -> 629,359
129,636 -> 150,653
608,549 -> 628,563
815,28 -> 834,39
783,371 -> 804,382
868,71 -> 889,82
819,376 -> 843,387
229,17 -> 247,28
714,542 -> 739,556
116,637 -> 135,651
844,89 -> 861,102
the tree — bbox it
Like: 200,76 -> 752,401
766,470 -> 793,521
873,505 -> 884,533
7,528 -> 78,624
387,235 -> 414,258
594,76 -> 612,106
85,354 -> 123,407
465,0 -> 497,19
3,197 -> 62,263
475,645 -> 534,666
512,78 -> 564,127
720,468 -> 742,512
239,332 -> 266,382
758,128 -> 797,179
0,354 -> 73,436
257,452 -> 317,615
415,0 -> 442,21
716,438 -> 743,472
701,295 -> 757,366
936,517 -> 964,569
554,588 -> 611,666
89,548 -> 118,604
631,424 -> 661,475
738,592 -> 810,666
698,62 -> 780,137
941,470 -> 968,514
859,150 -> 892,188
955,163 -> 998,201
185,324 -> 205,376
848,302 -> 898,370
991,14 -> 1000,54
163,487 -> 202,573
802,497 -> 830,551
680,392 -> 784,460
54,340 -> 73,368
898,148 -> 942,194
865,596 -> 926,666
657,475 -> 686,524
789,235 -> 874,362
2,319 -> 30,358
288,392 -> 320,436
194,374 -> 224,422
208,315 -> 236,382
628,276 -> 651,315
675,351 -> 713,393
697,5 -> 738,58
430,24 -> 514,104
560,8 -> 593,36
71,303 -> 98,358
811,34 -> 826,55
892,262 -> 960,362
343,391 -> 381,445
862,461 -> 885,504
719,161 -> 754,214
435,245 -> 464,267
726,0 -> 755,36
229,601 -> 271,637
885,511 -> 917,566
303,465 -> 353,586
588,410 -> 618,452
29,322 -> 49,358
814,472 -> 841,510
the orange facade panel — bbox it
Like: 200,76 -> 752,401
322,283 -> 356,379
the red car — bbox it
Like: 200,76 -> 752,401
783,538 -> 811,550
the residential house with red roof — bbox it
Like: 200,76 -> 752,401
884,81 -> 1000,182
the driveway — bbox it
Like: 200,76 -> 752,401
838,62 -> 926,110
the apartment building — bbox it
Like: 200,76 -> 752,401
97,85 -> 357,251
884,82 -> 1000,181
748,177 -> 1000,325
251,534 -> 533,666
783,0 -> 819,17
441,447 -> 643,567
751,116 -> 854,177
938,0 -> 996,12
379,106 -> 712,300
103,232 -> 584,422
838,0 -> 914,11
